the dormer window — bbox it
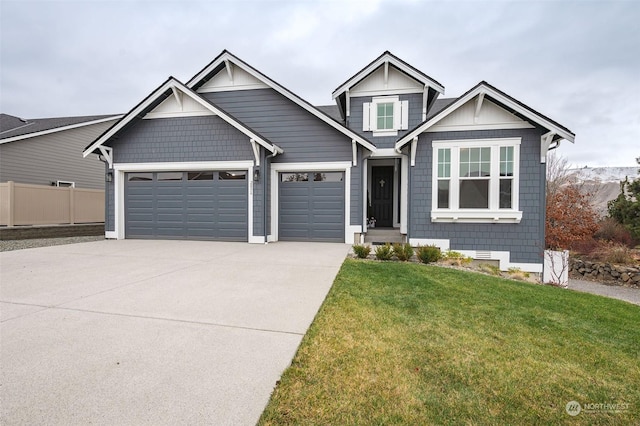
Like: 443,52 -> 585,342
377,102 -> 394,130
362,96 -> 409,136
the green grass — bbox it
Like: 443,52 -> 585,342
260,259 -> 640,425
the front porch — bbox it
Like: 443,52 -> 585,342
363,227 -> 406,245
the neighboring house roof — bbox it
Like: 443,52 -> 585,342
84,77 -> 282,158
0,113 -> 122,144
315,105 -> 343,122
395,81 -> 576,149
331,51 -> 445,99
186,50 -> 377,152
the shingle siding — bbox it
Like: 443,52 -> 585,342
110,116 -> 253,163
204,88 -> 363,227
348,93 -> 423,149
409,127 -> 546,264
202,89 -> 354,163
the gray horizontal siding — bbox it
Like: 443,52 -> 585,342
110,116 -> 253,163
0,121 -> 115,189
202,89 -> 355,163
409,127 -> 547,264
348,93 -> 423,149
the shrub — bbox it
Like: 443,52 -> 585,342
591,241 -> 635,264
392,243 -> 414,261
442,250 -> 473,266
595,218 -> 635,247
479,263 -> 501,276
375,243 -> 393,261
571,237 -> 599,257
416,245 -> 441,264
546,184 -> 599,250
507,267 -> 530,281
352,244 -> 371,259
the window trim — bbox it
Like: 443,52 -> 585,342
431,138 -> 522,223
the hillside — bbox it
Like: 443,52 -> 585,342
566,166 -> 639,216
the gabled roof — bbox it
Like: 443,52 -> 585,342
0,113 -> 122,144
395,81 -> 575,150
83,77 -> 282,157
315,105 -> 343,123
331,51 -> 445,99
186,50 -> 376,152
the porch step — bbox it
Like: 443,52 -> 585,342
363,228 -> 406,245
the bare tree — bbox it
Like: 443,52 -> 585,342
546,151 -> 574,198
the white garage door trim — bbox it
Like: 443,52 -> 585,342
270,161 -> 358,244
112,161 -> 255,241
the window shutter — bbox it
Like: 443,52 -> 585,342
393,100 -> 402,130
362,102 -> 371,131
400,100 -> 409,130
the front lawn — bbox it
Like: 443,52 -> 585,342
260,260 -> 639,425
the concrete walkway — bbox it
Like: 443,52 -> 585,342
568,278 -> 640,306
0,240 -> 350,425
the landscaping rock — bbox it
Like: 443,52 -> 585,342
569,257 -> 640,289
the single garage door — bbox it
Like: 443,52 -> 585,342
125,170 -> 248,241
279,171 -> 344,242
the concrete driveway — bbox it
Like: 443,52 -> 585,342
0,240 -> 350,425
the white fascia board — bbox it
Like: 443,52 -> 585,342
395,84 -> 575,150
332,54 -> 445,100
187,52 -> 377,153
83,78 -> 278,158
113,160 -> 254,172
1,115 -> 122,145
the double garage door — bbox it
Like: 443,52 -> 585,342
125,171 -> 247,241
124,170 -> 345,242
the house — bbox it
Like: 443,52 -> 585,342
1,113 -> 122,189
83,50 -> 574,272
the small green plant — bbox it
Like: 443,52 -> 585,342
507,267 -> 530,281
480,263 -> 501,276
352,244 -> 372,259
375,243 -> 393,261
416,245 -> 441,264
442,250 -> 473,266
392,243 -> 414,261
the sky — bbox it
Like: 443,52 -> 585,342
1,0 -> 639,167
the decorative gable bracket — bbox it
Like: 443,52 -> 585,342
540,131 -> 557,164
98,146 -> 113,169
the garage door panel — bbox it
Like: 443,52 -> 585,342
125,171 -> 248,241
279,172 -> 344,242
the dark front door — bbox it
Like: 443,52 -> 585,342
371,166 -> 394,227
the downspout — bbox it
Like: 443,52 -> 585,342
263,148 -> 280,244
97,153 -> 110,236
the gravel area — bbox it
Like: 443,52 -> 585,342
0,236 -> 104,252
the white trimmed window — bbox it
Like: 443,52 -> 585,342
431,138 -> 522,223
362,96 -> 409,136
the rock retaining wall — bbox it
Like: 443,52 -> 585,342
570,259 -> 640,288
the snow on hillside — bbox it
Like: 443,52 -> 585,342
568,167 -> 639,183
565,167 -> 639,216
